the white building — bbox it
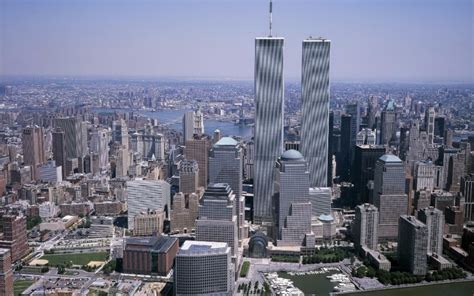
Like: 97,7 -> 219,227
37,160 -> 62,183
126,179 -> 170,230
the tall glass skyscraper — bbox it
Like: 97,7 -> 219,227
300,38 -> 330,187
253,37 -> 284,224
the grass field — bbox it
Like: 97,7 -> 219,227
40,252 -> 108,266
14,280 -> 35,296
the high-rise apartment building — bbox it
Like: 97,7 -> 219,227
126,179 -> 170,230
353,203 -> 379,250
0,248 -> 13,296
0,215 -> 28,262
22,125 -> 45,179
300,37 -> 330,188
373,154 -> 408,240
417,207 -> 444,255
398,215 -> 428,275
174,241 -> 234,296
254,36 -> 284,224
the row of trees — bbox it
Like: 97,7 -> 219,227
353,266 -> 467,286
302,247 -> 349,264
271,255 -> 299,263
237,281 -> 269,295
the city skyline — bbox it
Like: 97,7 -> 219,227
1,0 -> 472,83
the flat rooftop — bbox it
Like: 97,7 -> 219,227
179,241 -> 229,255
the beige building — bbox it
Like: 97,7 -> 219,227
133,210 -> 165,236
171,192 -> 199,233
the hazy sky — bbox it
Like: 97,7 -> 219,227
1,0 -> 473,82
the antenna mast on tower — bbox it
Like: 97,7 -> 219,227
269,0 -> 273,37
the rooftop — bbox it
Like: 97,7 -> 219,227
281,149 -> 304,161
215,137 -> 238,147
179,240 -> 229,255
379,154 -> 402,163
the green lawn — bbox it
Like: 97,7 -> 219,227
40,252 -> 109,266
14,280 -> 35,296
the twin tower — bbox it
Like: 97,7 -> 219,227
253,36 -> 331,224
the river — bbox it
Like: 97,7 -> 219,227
94,108 -> 253,139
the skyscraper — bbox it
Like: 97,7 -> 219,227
54,116 -> 87,160
353,203 -> 379,250
380,99 -> 397,146
183,109 -> 204,143
398,215 -> 428,275
274,150 -> 313,246
352,145 -> 386,204
417,207 -> 444,255
184,135 -> 210,188
254,36 -> 284,224
209,137 -> 244,240
373,154 -> 408,240
22,125 -> 46,179
0,215 -> 28,262
52,128 -> 67,177
179,160 -> 199,195
424,106 -> 435,144
300,37 -> 330,188
196,183 -> 238,256
346,102 -> 361,149
90,127 -> 109,171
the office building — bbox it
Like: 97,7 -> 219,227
309,187 -> 332,217
275,150 -> 313,246
133,210 -> 165,236
353,203 -> 379,250
300,37 -> 330,188
183,109 -> 205,143
0,248 -> 13,296
373,154 -> 408,240
414,160 -> 436,191
346,102 -> 360,149
126,179 -> 170,230
179,160 -> 199,195
0,215 -> 28,262
171,192 -> 199,233
338,114 -> 352,181
54,117 -> 87,159
352,145 -> 386,204
175,241 -> 234,296
462,174 -> 474,221
328,111 -> 334,186
22,125 -> 45,179
424,106 -> 435,144
254,36 -> 284,224
37,160 -> 62,183
380,99 -> 397,146
196,183 -> 238,256
184,135 -> 210,188
417,207 -> 444,255
123,236 -> 179,276
209,137 -> 244,239
356,128 -> 376,146
90,127 -> 109,171
52,128 -> 67,177
430,190 -> 456,213
398,215 -> 428,275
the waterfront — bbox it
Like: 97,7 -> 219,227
339,280 -> 474,296
277,270 -> 341,295
94,108 -> 253,139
